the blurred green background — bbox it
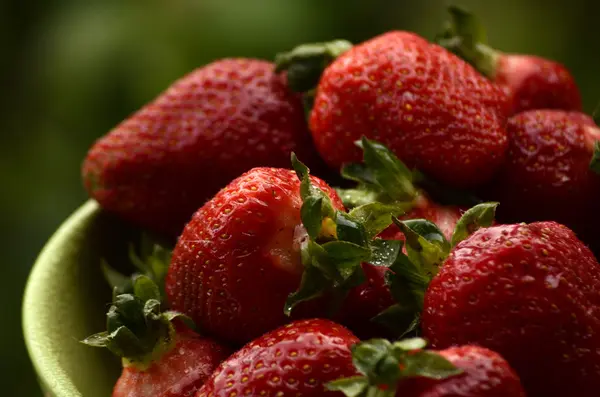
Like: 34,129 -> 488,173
2,0 -> 598,394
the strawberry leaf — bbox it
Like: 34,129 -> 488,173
292,152 -> 336,240
337,137 -> 418,209
369,239 -> 402,267
349,202 -> 410,238
82,276 -> 193,369
133,275 -> 161,303
402,350 -> 463,379
275,39 -> 353,93
330,338 -> 462,397
336,186 -> 382,208
325,376 -> 370,397
301,196 -> 325,240
284,265 -> 330,316
394,218 -> 449,280
372,304 -> 421,338
102,234 -> 172,303
335,211 -> 369,246
450,202 -> 498,247
360,136 -> 417,201
436,5 -> 499,79
590,141 -> 600,175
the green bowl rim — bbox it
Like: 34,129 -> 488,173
22,200 -> 101,397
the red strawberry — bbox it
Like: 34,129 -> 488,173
329,338 -> 526,396
331,138 -> 465,338
196,319 -> 360,397
82,58 -> 328,237
486,110 -> 600,247
165,153 -> 405,345
439,5 -> 582,114
420,221 -> 600,397
279,31 -> 509,188
83,276 -> 230,397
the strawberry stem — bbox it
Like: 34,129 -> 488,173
377,203 -> 498,336
327,338 -> 462,397
81,275 -> 194,370
275,39 -> 352,93
436,5 -> 500,79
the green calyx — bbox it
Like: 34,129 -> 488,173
337,137 -> 419,209
374,202 -> 498,337
326,338 -> 463,397
102,233 -> 172,302
436,5 -> 500,79
284,154 -> 404,316
275,39 -> 353,93
337,136 -> 481,214
81,275 -> 194,370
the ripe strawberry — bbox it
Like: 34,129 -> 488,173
83,276 -> 230,397
485,110 -> 600,247
420,221 -> 600,397
329,338 -> 525,397
278,32 -> 509,188
165,152 -> 408,345
82,58 -> 328,237
332,137 -> 465,338
196,319 -> 360,397
439,5 -> 582,114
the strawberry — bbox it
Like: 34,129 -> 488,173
165,152 -> 410,345
277,32 -> 510,188
330,137 -> 465,338
329,338 -> 526,396
196,319 -> 359,397
82,58 -> 329,237
387,219 -> 600,397
82,276 -> 230,397
438,5 -> 582,114
485,110 -> 600,248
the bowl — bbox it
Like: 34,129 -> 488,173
23,200 -> 144,397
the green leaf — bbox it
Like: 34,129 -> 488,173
80,331 -> 111,348
335,211 -> 369,246
301,196 -> 325,240
341,162 -> 378,185
325,376 -> 370,397
163,311 -> 196,331
395,337 -> 427,351
436,5 -> 498,79
402,350 -> 463,379
451,202 -> 498,247
291,152 -> 336,239
394,218 -> 449,280
349,202 -> 410,238
107,295 -> 146,334
372,302 -> 421,338
133,275 -> 161,303
322,241 -> 370,280
336,186 -> 382,209
105,325 -> 147,359
284,265 -> 330,316
351,339 -> 393,376
361,137 -> 417,201
590,141 -> 600,175
369,239 -> 401,267
446,5 -> 488,48
274,39 -> 353,93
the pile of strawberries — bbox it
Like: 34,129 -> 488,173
80,7 -> 600,397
